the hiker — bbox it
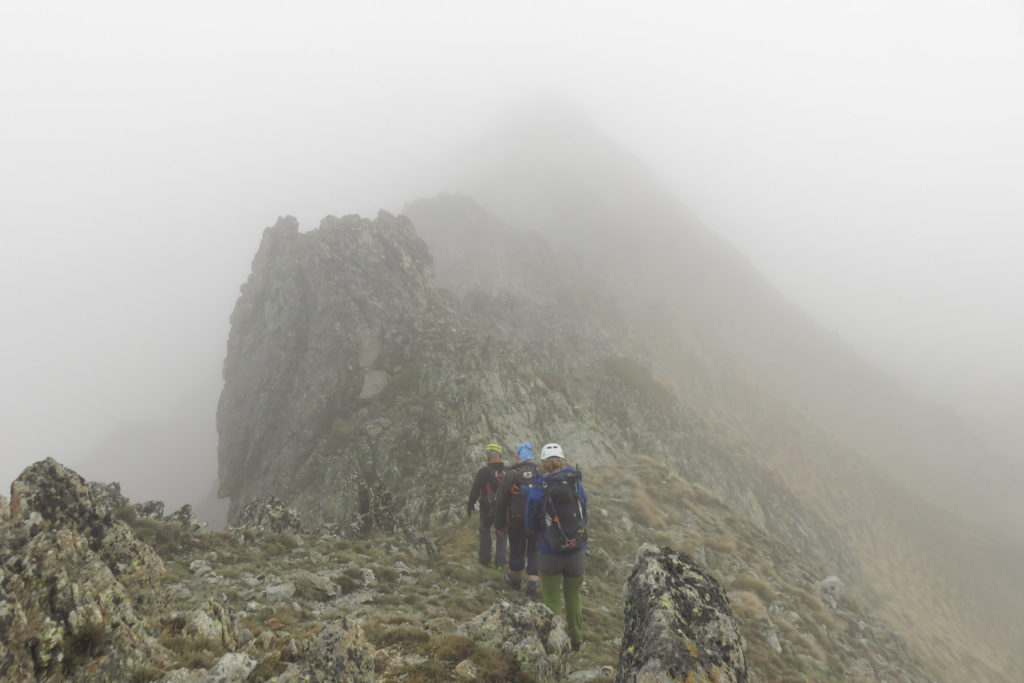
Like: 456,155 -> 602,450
526,442 -> 588,652
467,442 -> 508,568
494,441 -> 541,595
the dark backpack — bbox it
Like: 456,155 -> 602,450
485,468 -> 504,506
506,463 -> 538,527
540,468 -> 587,554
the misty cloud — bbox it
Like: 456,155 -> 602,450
2,0 -> 1023,496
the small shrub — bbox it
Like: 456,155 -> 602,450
367,624 -> 431,649
63,620 -> 107,671
116,504 -> 138,525
129,664 -> 165,682
423,633 -> 476,662
247,653 -> 286,681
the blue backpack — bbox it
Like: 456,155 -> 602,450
539,468 -> 587,554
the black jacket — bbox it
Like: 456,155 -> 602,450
468,461 -> 505,513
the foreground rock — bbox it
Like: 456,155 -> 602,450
459,598 -> 571,682
616,544 -> 747,683
1,459 -> 169,680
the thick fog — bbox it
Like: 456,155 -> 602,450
2,1 -> 1023,507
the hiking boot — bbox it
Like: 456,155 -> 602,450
571,642 -> 581,653
525,581 -> 539,598
504,571 -> 521,590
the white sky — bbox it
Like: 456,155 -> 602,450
2,1 -> 1023,492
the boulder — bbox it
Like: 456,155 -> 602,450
293,570 -> 336,602
814,575 -> 845,609
88,481 -> 129,513
303,617 -> 375,681
231,496 -> 303,534
265,582 -> 297,603
458,598 -> 570,682
616,544 -> 747,683
0,460 -> 171,680
204,652 -> 256,682
8,458 -> 164,580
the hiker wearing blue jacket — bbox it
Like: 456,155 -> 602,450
525,442 -> 588,652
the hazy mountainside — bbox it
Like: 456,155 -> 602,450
213,120 -> 1024,680
404,193 -> 1024,680
457,116 -> 1024,546
216,209 -> 849,574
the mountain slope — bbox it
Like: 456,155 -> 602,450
454,115 -> 1024,545
215,117 -> 1023,680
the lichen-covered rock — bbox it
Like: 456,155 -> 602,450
0,459 -> 171,680
303,617 -> 375,682
292,570 -> 336,602
203,652 -> 256,682
1,526 -> 151,678
616,544 -> 747,683
88,481 -> 130,514
8,458 -> 164,581
231,496 -> 303,533
458,598 -> 570,682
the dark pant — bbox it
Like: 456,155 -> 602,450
507,525 -> 539,574
478,505 -> 507,566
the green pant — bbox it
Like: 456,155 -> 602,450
539,572 -> 585,647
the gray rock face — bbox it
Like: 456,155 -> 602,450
616,544 -> 747,683
216,210 -> 714,535
458,598 -> 571,682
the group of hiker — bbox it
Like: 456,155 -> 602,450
466,440 -> 588,652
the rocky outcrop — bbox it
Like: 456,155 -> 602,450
302,617 -> 375,681
215,205 -> 842,568
458,598 -> 571,682
617,544 -> 747,683
217,211 -> 704,531
1,459 -> 169,680
231,496 -> 303,534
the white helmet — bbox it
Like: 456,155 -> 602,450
540,443 -> 565,460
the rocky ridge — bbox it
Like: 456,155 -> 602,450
214,204 -> 945,680
2,456 -> 936,681
2,459 -> 759,682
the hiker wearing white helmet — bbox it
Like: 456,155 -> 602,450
525,442 -> 589,652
